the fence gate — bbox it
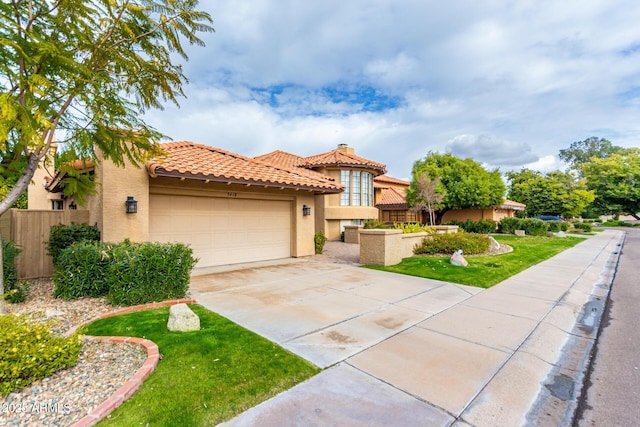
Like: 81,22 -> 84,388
0,209 -> 90,279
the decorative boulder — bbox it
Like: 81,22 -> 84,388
556,231 -> 567,238
167,303 -> 200,332
450,249 -> 468,267
489,237 -> 501,252
515,230 -> 526,236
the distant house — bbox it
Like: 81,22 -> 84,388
372,176 -> 525,225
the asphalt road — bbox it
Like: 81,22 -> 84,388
575,228 -> 640,427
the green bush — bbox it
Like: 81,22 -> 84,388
447,219 -> 497,234
363,219 -> 388,229
46,223 -> 100,266
547,221 -> 570,232
2,241 -> 29,303
53,240 -> 198,306
53,241 -> 112,299
414,232 -> 491,255
0,315 -> 81,396
107,242 -> 197,306
498,217 -> 549,236
314,232 -> 327,254
393,222 -> 433,234
573,222 -> 593,232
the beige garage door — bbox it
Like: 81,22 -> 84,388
150,194 -> 291,268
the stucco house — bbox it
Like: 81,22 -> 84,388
29,142 -> 343,270
373,176 -> 526,225
255,144 -> 387,240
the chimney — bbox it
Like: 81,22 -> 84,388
337,143 -> 355,155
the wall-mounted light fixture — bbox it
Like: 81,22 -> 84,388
302,205 -> 311,216
126,196 -> 138,214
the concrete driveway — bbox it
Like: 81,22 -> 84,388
191,230 -> 624,426
191,259 -> 480,368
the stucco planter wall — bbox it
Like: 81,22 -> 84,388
343,225 -> 362,244
359,225 -> 459,266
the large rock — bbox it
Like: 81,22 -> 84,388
489,236 -> 501,252
167,303 -> 200,332
450,250 -> 468,267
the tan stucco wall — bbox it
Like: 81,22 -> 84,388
442,208 -> 494,223
95,151 -> 150,243
28,154 -> 56,210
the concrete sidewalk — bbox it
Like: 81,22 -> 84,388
199,230 -> 623,427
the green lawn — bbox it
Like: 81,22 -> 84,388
365,235 -> 583,288
84,305 -> 319,426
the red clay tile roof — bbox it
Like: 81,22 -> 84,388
376,187 -> 408,208
374,175 -> 410,186
46,159 -> 95,192
254,150 -> 305,169
147,142 -> 343,193
301,149 -> 387,175
499,199 -> 526,210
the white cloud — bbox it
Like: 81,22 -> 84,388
143,0 -> 640,179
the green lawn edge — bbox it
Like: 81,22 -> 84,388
84,305 -> 319,426
364,235 -> 583,288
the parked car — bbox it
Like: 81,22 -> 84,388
533,215 -> 565,222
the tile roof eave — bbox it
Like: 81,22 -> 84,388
149,169 -> 344,194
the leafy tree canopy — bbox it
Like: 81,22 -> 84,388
579,149 -> 640,219
407,153 -> 505,224
559,136 -> 624,169
0,0 -> 214,214
506,169 -> 594,219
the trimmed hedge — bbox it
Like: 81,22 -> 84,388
547,221 -> 570,232
46,223 -> 100,266
314,232 -> 327,254
53,240 -> 198,306
573,222 -> 593,232
3,240 -> 29,303
0,315 -> 81,396
498,217 -> 549,236
414,232 -> 491,255
447,219 -> 497,234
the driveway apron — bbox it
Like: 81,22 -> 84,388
192,230 -> 623,427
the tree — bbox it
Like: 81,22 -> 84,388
559,137 -> 624,170
580,150 -> 640,219
411,173 -> 445,226
0,0 -> 214,312
407,153 -> 506,224
506,169 -> 594,218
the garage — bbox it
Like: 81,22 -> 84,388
150,194 -> 292,268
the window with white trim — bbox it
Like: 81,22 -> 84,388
340,170 -> 374,206
340,170 -> 350,206
352,171 -> 361,206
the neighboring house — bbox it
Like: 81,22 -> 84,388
28,158 -> 94,211
29,142 -> 342,270
255,144 -> 387,240
372,176 -> 526,224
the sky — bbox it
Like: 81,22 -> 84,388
144,0 -> 640,180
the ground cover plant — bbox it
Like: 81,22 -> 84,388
84,305 -> 319,426
365,235 -> 582,288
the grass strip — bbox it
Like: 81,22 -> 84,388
84,305 -> 319,426
365,235 -> 583,288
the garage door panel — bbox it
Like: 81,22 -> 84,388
150,194 -> 291,268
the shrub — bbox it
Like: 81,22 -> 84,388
573,222 -> 593,232
363,219 -> 388,229
498,217 -> 549,236
498,217 -> 522,234
2,241 -> 29,303
547,221 -> 570,232
47,223 -> 100,266
447,219 -> 497,234
314,232 -> 327,254
414,231 -> 491,255
0,315 -> 81,396
53,241 -> 112,299
53,240 -> 198,306
107,242 -> 197,306
393,222 -> 433,234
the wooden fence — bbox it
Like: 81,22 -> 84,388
0,209 -> 90,279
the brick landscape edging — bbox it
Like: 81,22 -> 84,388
69,298 -> 197,427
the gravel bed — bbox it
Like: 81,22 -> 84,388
1,280 -> 148,426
